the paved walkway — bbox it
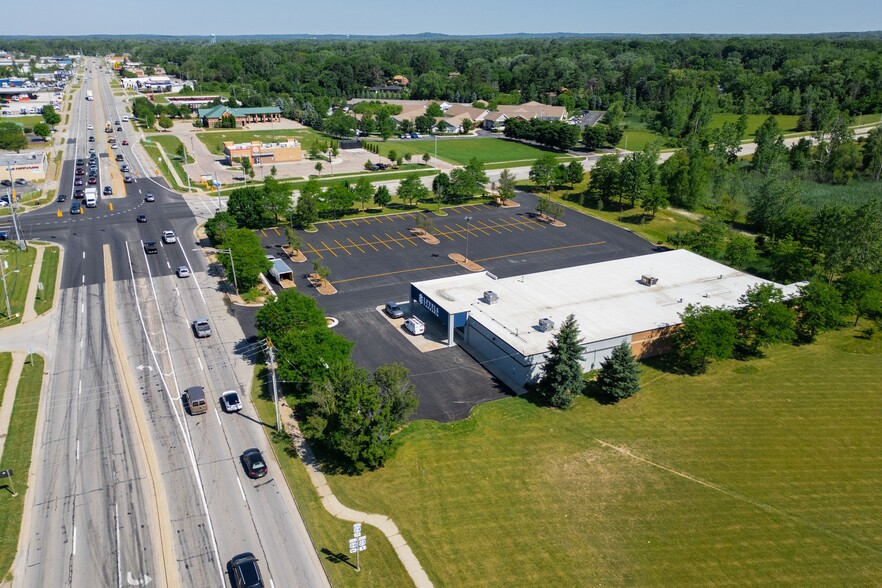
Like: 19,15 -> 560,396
0,351 -> 26,462
20,244 -> 45,323
278,401 -> 434,587
153,141 -> 187,189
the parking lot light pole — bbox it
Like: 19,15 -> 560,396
464,216 -> 473,263
215,248 -> 238,295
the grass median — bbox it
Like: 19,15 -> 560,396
0,245 -> 37,328
0,354 -> 45,582
322,326 -> 882,586
33,245 -> 59,316
249,366 -> 413,587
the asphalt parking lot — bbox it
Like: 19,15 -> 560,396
255,192 -> 655,422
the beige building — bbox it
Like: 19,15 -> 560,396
1,152 -> 46,184
223,139 -> 302,165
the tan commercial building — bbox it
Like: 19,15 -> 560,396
223,139 -> 302,165
1,151 -> 47,183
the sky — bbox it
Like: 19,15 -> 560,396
3,0 -> 881,37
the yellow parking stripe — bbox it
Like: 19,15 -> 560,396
272,227 -> 280,235
347,237 -> 366,253
385,232 -> 406,248
373,234 -> 394,250
309,242 -> 324,260
437,225 -> 459,241
260,229 -> 268,237
337,220 -> 347,228
320,240 -> 339,257
397,231 -> 419,246
476,220 -> 502,234
334,239 -> 352,255
361,236 -> 379,251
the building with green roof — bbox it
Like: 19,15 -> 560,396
198,105 -> 282,127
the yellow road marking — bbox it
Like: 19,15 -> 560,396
320,240 -> 339,257
385,232 -> 406,248
373,234 -> 394,250
260,229 -> 268,237
436,225 -> 459,241
476,220 -> 502,234
397,231 -> 418,246
361,236 -> 379,251
272,227 -> 280,235
347,237 -> 366,253
334,239 -> 352,255
309,242 -> 324,260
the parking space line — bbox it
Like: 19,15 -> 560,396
320,241 -> 339,257
490,219 -> 516,232
397,231 -> 419,246
437,225 -> 459,241
478,241 -> 606,263
372,234 -> 394,250
260,229 -> 268,237
337,220 -> 347,228
385,232 -> 406,248
347,237 -> 366,253
361,236 -> 379,251
360,217 -> 372,225
272,227 -> 280,235
476,220 -> 502,234
469,223 -> 492,236
334,239 -> 352,255
374,216 -> 384,223
455,223 -> 483,238
396,214 -> 408,221
509,217 -> 540,230
328,221 -> 337,229
334,260 -> 459,284
309,243 -> 324,260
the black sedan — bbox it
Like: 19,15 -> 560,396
56,193 -> 68,202
240,448 -> 267,479
136,214 -> 147,223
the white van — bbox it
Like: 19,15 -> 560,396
404,317 -> 425,335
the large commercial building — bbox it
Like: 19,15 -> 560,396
409,249 -> 800,393
223,139 -> 302,165
1,152 -> 47,183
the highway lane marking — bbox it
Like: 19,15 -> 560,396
237,477 -> 247,504
72,525 -> 77,555
82,251 -> 85,259
197,356 -> 204,372
78,381 -> 81,396
115,503 -> 121,588
76,439 -> 79,460
214,407 -> 222,426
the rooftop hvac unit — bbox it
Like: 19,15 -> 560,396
483,290 -> 499,304
640,275 -> 659,286
538,318 -> 555,332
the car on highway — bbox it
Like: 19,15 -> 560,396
87,124 -> 93,130
74,189 -> 85,198
121,139 -> 129,145
0,179 -> 11,187
176,265 -> 190,278
124,176 -> 134,183
76,158 -> 84,165
115,154 -> 124,161
70,201 -> 81,215
88,135 -> 94,142
121,164 -> 131,172
74,178 -> 84,186
228,552 -> 264,588
162,230 -> 176,244
136,214 -> 147,223
87,177 -> 97,185
114,120 -> 120,125
57,193 -> 68,202
144,191 -> 154,201
384,301 -> 404,318
75,168 -> 84,176
191,318 -> 211,338
220,390 -> 242,413
103,186 -> 112,195
111,143 -> 119,149
14,178 -> 28,186
240,449 -> 267,479
144,240 -> 158,254
117,126 -> 122,131
88,148 -> 96,155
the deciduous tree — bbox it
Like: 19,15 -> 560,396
675,304 -> 738,373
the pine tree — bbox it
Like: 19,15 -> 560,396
596,341 -> 640,401
538,314 -> 586,409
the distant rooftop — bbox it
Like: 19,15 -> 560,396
412,249 -> 800,357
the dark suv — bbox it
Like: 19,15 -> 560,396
229,552 -> 263,588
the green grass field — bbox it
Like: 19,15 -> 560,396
708,113 -> 800,136
369,138 -> 570,166
0,245 -> 37,327
144,135 -> 192,189
739,174 -> 882,211
322,326 -> 882,586
0,354 -> 45,582
33,245 -> 59,316
0,115 -> 43,128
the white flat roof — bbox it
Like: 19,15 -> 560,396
412,249 -> 800,357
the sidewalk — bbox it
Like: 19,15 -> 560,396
153,141 -> 187,189
0,351 -> 26,462
279,402 -> 434,588
20,244 -> 44,323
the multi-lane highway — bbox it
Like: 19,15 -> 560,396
12,58 -> 329,588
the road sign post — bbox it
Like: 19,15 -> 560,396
349,522 -> 366,571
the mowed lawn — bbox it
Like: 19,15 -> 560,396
325,327 -> 882,586
709,113 -> 800,136
372,137 -> 570,165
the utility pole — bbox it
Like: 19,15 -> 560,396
213,171 -> 221,211
0,255 -> 12,318
267,339 -> 282,432
216,248 -> 238,295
